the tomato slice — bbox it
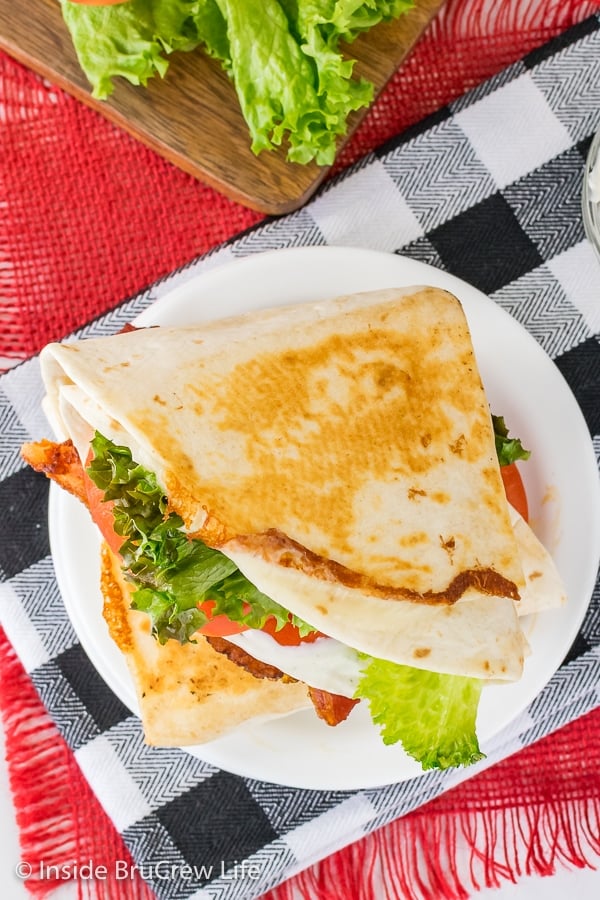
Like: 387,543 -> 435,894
260,616 -> 324,646
196,605 -> 323,643
83,468 -> 125,555
197,600 -> 250,636
501,462 -> 529,522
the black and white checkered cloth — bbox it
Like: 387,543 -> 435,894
1,15 -> 600,900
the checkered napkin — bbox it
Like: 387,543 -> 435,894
2,15 -> 600,900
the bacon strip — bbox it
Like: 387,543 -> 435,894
204,635 -> 288,682
205,636 -> 359,726
308,687 -> 360,726
21,439 -> 87,504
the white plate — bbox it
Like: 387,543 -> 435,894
49,246 -> 600,790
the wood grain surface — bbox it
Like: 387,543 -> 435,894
0,0 -> 445,214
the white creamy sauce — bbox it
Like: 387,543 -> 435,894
225,629 -> 364,696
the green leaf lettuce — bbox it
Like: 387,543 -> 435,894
60,0 -> 207,99
60,0 -> 415,164
354,656 -> 485,769
492,414 -> 531,467
86,432 -> 316,643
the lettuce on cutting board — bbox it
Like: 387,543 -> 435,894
60,0 -> 414,164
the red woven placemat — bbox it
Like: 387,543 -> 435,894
1,0 -> 598,367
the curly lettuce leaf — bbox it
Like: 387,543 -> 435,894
288,0 -> 415,44
60,0 -> 214,99
354,656 -> 485,770
492,414 -> 531,467
87,432 -> 316,643
60,0 -> 414,164
209,0 -> 367,165
219,0 -> 412,164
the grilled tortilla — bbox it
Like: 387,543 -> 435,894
40,286 -> 528,681
100,542 -> 311,745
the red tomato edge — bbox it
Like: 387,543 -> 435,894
500,462 -> 529,522
83,470 -> 125,556
197,601 -> 250,637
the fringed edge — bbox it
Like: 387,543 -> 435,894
0,632 -> 79,898
0,630 -> 155,900
267,797 -> 600,900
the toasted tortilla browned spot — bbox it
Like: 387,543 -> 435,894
180,311 -> 482,552
120,290 -> 507,590
223,529 -> 521,604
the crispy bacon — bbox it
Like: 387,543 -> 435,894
308,687 -> 360,726
21,439 -> 88,504
206,637 -> 359,725
205,637 -> 359,725
204,635 -> 289,682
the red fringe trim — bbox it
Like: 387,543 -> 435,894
435,0 -> 600,36
266,784 -> 600,900
0,628 -> 155,900
266,705 -> 600,900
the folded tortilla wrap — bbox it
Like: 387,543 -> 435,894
40,285 -> 530,681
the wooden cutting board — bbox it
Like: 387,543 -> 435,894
0,0 -> 445,214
